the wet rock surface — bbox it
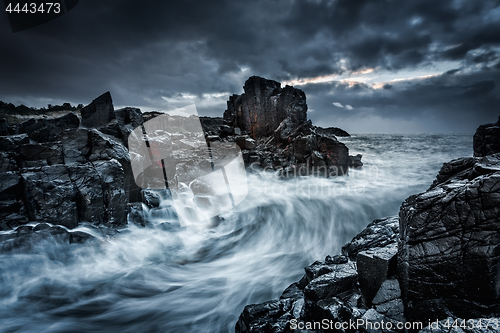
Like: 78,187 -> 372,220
221,76 -> 354,176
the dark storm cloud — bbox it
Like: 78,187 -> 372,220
0,0 -> 499,129
304,68 -> 500,133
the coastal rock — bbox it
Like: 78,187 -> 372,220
357,243 -> 398,305
398,153 -> 500,322
342,216 -> 399,261
348,154 -> 363,168
314,126 -> 350,137
0,118 -> 11,135
81,91 -> 115,128
22,165 -> 79,228
19,142 -> 64,168
473,117 -> 500,157
0,133 -> 29,151
224,76 -> 307,140
303,261 -> 357,301
25,113 -> 80,142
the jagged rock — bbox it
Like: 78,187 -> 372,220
314,126 -> 350,137
115,107 -> 144,128
235,298 -> 295,333
25,113 -> 80,142
81,91 -> 115,128
342,216 -> 399,261
430,157 -> 476,188
22,165 -> 79,228
0,133 -> 29,151
473,117 -> 500,157
304,261 -> 358,302
0,118 -> 11,135
19,142 -> 64,168
357,243 -> 398,305
57,128 -> 90,165
224,76 -> 307,140
398,153 -> 500,322
348,154 -> 363,168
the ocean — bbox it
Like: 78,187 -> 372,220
0,134 -> 473,332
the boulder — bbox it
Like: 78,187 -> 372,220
342,216 -> 399,260
348,154 -> 363,168
81,91 -> 115,128
398,153 -> 500,322
303,261 -> 358,301
357,243 -> 398,305
473,117 -> 500,157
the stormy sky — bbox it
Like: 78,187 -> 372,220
1,0 -> 499,133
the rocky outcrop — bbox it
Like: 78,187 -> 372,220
221,76 -> 354,176
224,76 -> 307,140
0,92 -> 142,232
473,116 -> 500,157
398,152 -> 500,322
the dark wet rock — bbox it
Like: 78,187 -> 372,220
115,107 -> 144,128
235,298 -> 296,333
19,142 -> 64,168
224,76 -> 307,140
57,128 -> 90,165
314,126 -> 350,137
0,118 -> 12,135
473,117 -> 500,157
81,91 -> 115,128
22,165 -> 79,228
0,133 -> 29,151
342,216 -> 399,261
371,279 -> 405,322
430,157 -> 476,188
69,230 -> 95,244
127,202 -> 146,226
357,243 -> 398,305
0,172 -> 21,200
25,113 -> 80,142
0,151 -> 18,172
141,189 -> 161,208
304,262 -> 358,302
398,153 -> 500,322
348,154 -> 363,168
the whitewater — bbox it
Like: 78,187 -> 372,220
0,134 -> 473,332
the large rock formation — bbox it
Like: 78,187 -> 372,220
473,116 -> 500,157
398,155 -> 500,322
224,76 -> 307,140
221,76 -> 354,176
0,92 -> 141,232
